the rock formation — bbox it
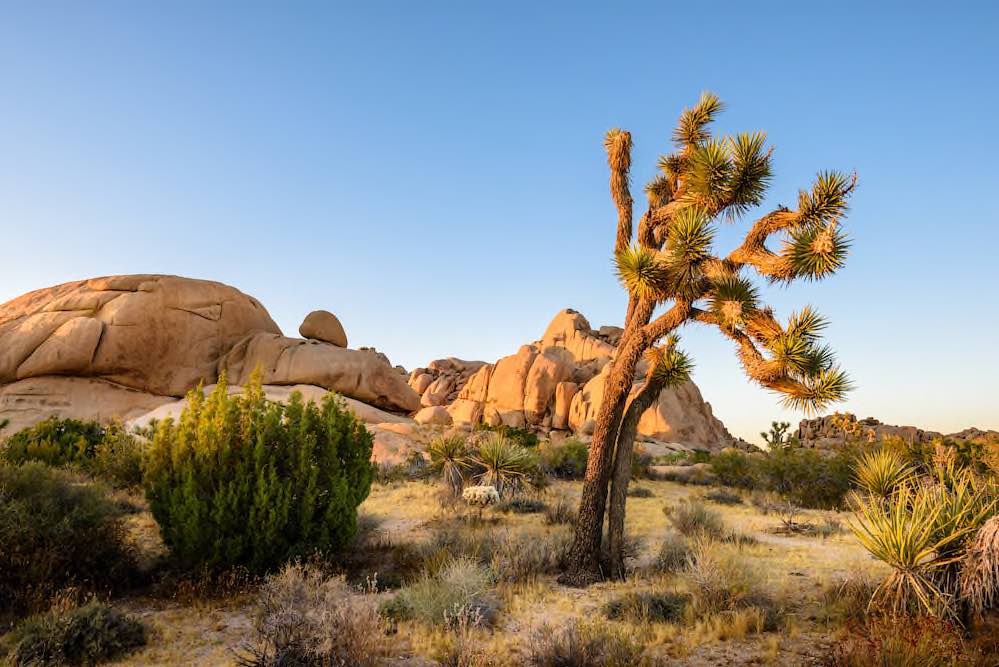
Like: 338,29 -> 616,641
0,275 -> 418,433
409,309 -> 734,450
796,413 -> 999,449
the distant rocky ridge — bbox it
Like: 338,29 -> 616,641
797,413 -> 998,449
407,309 -> 734,449
0,276 -> 735,462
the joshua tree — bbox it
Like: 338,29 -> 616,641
562,93 -> 856,585
761,420 -> 796,449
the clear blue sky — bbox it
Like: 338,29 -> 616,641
2,2 -> 997,443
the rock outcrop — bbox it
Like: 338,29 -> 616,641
797,414 -> 999,449
410,309 -> 734,450
0,275 -> 419,432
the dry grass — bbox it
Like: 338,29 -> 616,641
59,478 -> 893,667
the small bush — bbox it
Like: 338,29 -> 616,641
0,463 -> 136,612
472,435 -> 539,497
664,499 -> 726,539
497,496 -> 547,514
684,540 -> 777,625
827,615 -> 986,666
710,450 -> 760,488
627,486 -> 655,498
476,423 -> 538,449
526,620 -> 654,667
602,591 -> 688,623
760,446 -> 855,509
654,531 -> 691,574
703,489 -> 743,505
490,530 -> 571,583
236,562 -> 391,667
0,419 -> 143,489
631,446 -> 654,480
544,495 -> 577,526
818,574 -> 877,625
380,557 -> 498,628
144,376 -> 374,572
539,438 -> 589,480
5,602 -> 146,666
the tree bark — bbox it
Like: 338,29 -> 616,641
559,331 -> 648,586
606,377 -> 664,579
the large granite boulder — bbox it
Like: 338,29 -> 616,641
0,275 -> 419,431
0,274 -> 280,397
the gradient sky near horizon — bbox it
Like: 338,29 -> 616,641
2,2 -> 997,444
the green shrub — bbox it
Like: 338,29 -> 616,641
602,591 -> 688,623
627,486 -> 655,498
471,435 -> 538,497
709,450 -> 761,488
475,423 -> 538,449
0,419 -> 145,489
0,463 -> 136,612
380,557 -> 498,627
4,602 -> 145,666
761,446 -> 856,509
539,438 -> 589,479
143,376 -> 374,572
1,417 -> 105,466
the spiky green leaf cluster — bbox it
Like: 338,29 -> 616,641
797,171 -> 853,226
784,222 -> 850,281
673,92 -> 724,148
614,246 -> 669,300
707,273 -> 759,329
646,335 -> 694,389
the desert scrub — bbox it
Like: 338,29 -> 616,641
683,539 -> 781,628
0,418 -> 143,488
496,495 -> 547,514
664,499 -> 726,539
602,591 -> 688,623
144,375 -> 374,572
627,486 -> 655,498
526,620 -> 656,666
380,557 -> 499,628
543,494 -> 577,525
3,602 -> 146,666
428,435 -> 472,497
828,615 -> 986,666
702,489 -> 742,505
0,463 -> 136,613
653,530 -> 692,574
471,435 -> 538,496
236,562 -> 392,667
539,437 -> 589,479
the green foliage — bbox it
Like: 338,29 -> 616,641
540,438 -> 589,479
4,602 -> 146,667
710,450 -> 761,488
763,446 -> 855,509
143,376 -> 374,572
474,423 -> 538,449
602,591 -> 688,623
497,496 -> 546,514
427,435 -> 471,497
853,448 -> 917,499
471,434 -> 538,497
0,419 -> 144,489
0,463 -> 135,612
627,486 -> 655,498
760,421 -> 794,449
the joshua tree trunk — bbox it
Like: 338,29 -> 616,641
607,375 -> 664,579
559,332 -> 646,585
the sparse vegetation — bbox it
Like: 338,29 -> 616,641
471,434 -> 538,497
0,463 -> 136,613
602,591 -> 688,623
380,557 -> 498,628
3,602 -> 146,667
526,620 -> 654,667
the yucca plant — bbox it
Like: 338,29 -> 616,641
850,483 -> 986,618
853,448 -> 917,499
960,515 -> 999,615
472,435 -> 536,497
427,435 -> 471,497
564,93 -> 857,584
